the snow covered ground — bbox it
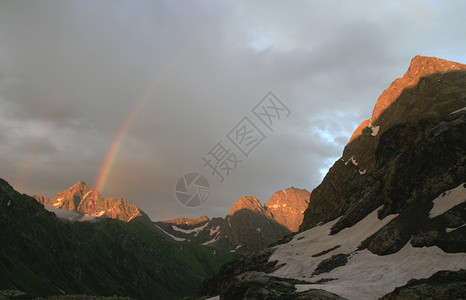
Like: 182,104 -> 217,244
154,224 -> 186,242
430,182 -> 465,218
269,202 -> 466,300
171,222 -> 208,234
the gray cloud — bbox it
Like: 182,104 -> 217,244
0,0 -> 465,220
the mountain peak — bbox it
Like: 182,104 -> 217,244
349,56 -> 466,144
264,187 -> 310,232
228,196 -> 264,216
38,182 -> 146,222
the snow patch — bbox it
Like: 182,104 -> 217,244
344,156 -> 358,166
446,224 -> 465,233
172,222 -> 208,234
256,228 -> 261,232
270,205 -> 466,300
370,125 -> 380,136
7,200 -> 11,206
359,169 -> 366,175
202,234 -> 219,246
210,226 -> 220,236
230,244 -> 242,252
270,207 -> 397,280
430,183 -> 465,218
93,210 -> 105,217
450,106 -> 466,114
294,244 -> 466,300
154,224 -> 186,242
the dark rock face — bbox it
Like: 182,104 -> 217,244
312,254 -> 349,276
157,188 -> 310,254
380,269 -> 466,300
198,248 -> 279,297
220,271 -> 346,300
301,56 -> 466,232
198,56 -> 466,300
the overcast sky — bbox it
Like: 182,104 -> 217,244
1,0 -> 465,221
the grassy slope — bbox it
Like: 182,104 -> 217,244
0,179 -> 240,299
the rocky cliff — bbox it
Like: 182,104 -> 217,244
35,181 -> 147,223
197,56 -> 466,300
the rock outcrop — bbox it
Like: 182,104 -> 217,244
35,181 -> 147,223
157,187 -> 310,254
198,56 -> 466,300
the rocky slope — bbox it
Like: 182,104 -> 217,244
300,55 -> 466,231
0,179 -> 239,299
156,188 -> 310,254
196,56 -> 466,299
34,181 -> 147,223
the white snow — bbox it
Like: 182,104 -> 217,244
53,197 -> 64,207
359,169 -> 366,175
154,224 -> 186,242
450,106 -> 466,114
269,205 -> 466,300
230,244 -> 242,252
205,296 -> 219,300
446,224 -> 465,233
7,200 -> 11,206
202,234 -> 219,246
430,183 -> 465,218
92,210 -> 105,217
294,244 -> 466,300
370,125 -> 380,136
344,156 -> 358,166
171,222 -> 208,234
210,226 -> 220,236
256,228 -> 261,232
270,206 -> 397,279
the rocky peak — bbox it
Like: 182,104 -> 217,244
345,56 -> 466,172
264,187 -> 310,232
228,196 -> 264,216
39,181 -> 146,222
349,56 -> 466,144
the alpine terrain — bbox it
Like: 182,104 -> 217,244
197,56 -> 466,299
0,180 -> 240,299
156,187 -> 311,254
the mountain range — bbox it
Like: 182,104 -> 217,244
156,187 -> 310,254
0,179 -> 240,299
1,55 -> 465,300
197,55 -> 466,299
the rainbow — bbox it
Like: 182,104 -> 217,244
94,25 -> 215,194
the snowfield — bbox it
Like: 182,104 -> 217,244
154,224 -> 186,242
430,182 -> 466,218
270,202 -> 466,300
171,222 -> 208,234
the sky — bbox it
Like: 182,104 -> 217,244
1,0 -> 465,221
